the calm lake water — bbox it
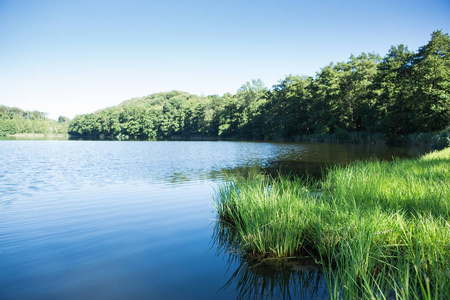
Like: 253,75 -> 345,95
0,141 -> 428,299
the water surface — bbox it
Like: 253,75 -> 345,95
0,141 -> 428,299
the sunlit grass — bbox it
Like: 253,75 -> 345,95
214,147 -> 450,299
214,175 -> 320,257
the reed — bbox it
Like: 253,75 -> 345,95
213,148 -> 450,299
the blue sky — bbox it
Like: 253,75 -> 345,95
1,0 -> 449,120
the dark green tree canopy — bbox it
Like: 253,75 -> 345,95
61,31 -> 450,143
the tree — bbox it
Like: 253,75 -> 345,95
310,64 -> 341,133
413,30 -> 450,132
58,116 -> 70,123
374,44 -> 416,134
264,75 -> 313,139
343,53 -> 381,131
235,79 -> 268,139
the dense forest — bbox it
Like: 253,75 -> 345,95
16,30 -> 450,145
68,30 -> 450,145
0,106 -> 69,136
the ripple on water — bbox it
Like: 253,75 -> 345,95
0,140 -> 426,299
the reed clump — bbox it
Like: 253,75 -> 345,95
214,147 -> 450,299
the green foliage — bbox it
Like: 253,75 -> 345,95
214,148 -> 450,299
414,30 -> 450,132
374,30 -> 450,135
67,30 -> 450,142
0,105 -> 68,136
3,31 -> 448,141
68,91 -> 215,140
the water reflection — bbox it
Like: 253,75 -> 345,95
0,140 -> 432,299
212,221 -> 328,300
0,141 -> 429,205
260,142 -> 430,178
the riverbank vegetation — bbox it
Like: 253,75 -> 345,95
213,147 -> 450,299
0,105 -> 69,136
67,30 -> 450,147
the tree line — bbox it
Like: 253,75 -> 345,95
64,30 -> 449,144
0,105 -> 69,136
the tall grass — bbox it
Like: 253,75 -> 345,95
214,175 -> 320,257
213,147 -> 450,299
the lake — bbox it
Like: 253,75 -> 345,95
0,141 -> 428,299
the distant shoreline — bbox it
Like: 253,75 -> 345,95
6,133 -> 69,139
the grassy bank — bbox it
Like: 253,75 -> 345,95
214,148 -> 450,299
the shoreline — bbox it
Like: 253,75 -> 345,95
3,133 -> 69,140
214,148 -> 450,299
67,128 -> 450,149
9,133 -> 69,137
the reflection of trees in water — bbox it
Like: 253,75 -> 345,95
135,143 -> 429,184
212,221 -> 328,300
209,163 -> 325,183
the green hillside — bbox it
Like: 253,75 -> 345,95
68,31 -> 450,146
0,105 -> 69,136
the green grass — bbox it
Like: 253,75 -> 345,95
213,147 -> 450,299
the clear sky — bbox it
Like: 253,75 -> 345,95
1,0 -> 449,120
